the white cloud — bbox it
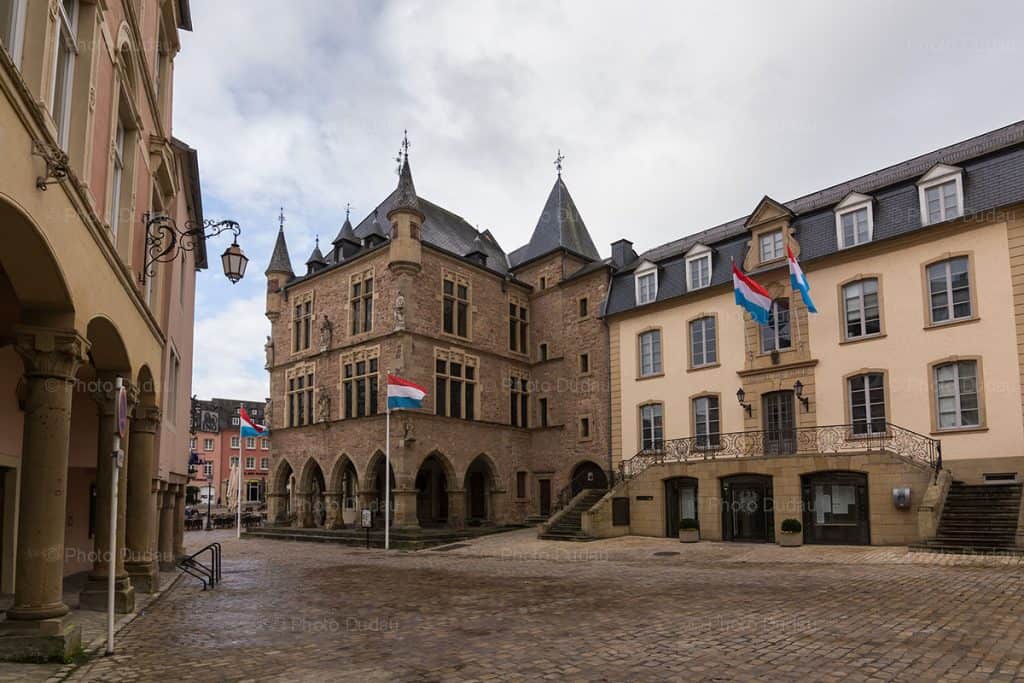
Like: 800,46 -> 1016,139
192,293 -> 269,401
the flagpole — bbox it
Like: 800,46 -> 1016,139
384,404 -> 390,550
237,402 -> 243,539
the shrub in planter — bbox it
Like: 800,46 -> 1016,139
678,518 -> 699,543
779,518 -> 802,547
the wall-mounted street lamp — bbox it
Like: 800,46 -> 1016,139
793,380 -> 810,412
736,387 -> 752,417
143,212 -> 249,284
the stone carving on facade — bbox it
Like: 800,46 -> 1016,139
317,386 -> 331,424
264,398 -> 273,430
319,315 -> 333,352
264,335 -> 274,369
402,418 -> 415,447
394,292 -> 406,330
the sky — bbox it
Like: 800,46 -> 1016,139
176,0 -> 1024,401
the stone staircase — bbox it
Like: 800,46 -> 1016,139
539,489 -> 606,541
912,482 -> 1023,554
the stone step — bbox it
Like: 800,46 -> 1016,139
909,543 -> 1024,556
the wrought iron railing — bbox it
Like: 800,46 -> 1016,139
553,468 -> 612,513
618,422 -> 941,481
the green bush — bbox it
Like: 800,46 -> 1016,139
679,518 -> 699,531
781,518 -> 802,533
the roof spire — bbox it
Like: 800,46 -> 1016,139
390,130 -> 421,216
278,206 -> 285,231
266,208 -> 294,277
554,149 -> 564,178
345,202 -> 352,220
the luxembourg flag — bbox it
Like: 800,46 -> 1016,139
732,262 -> 773,325
387,374 -> 428,411
787,246 -> 818,313
240,407 -> 265,437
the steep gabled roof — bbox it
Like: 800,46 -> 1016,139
331,216 -> 360,248
510,177 -> 600,267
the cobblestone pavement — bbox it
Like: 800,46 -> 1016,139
47,529 -> 1024,681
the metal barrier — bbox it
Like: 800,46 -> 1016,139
177,542 -> 222,590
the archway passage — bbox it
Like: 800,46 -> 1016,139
570,461 -> 608,496
369,455 -> 395,528
331,457 -> 359,527
269,460 -> 294,524
415,455 -> 449,527
301,460 -> 327,528
464,456 -> 496,525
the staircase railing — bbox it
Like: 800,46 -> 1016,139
553,468 -> 612,513
619,422 -> 942,482
177,542 -> 222,590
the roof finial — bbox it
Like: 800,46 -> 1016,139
345,202 -> 352,220
396,130 -> 411,175
315,234 -> 319,248
402,130 -> 411,160
278,206 -> 285,231
554,149 -> 564,178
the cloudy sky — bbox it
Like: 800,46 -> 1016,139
177,0 -> 1024,401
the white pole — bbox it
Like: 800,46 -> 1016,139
237,403 -> 243,539
384,406 -> 390,550
106,377 -> 122,656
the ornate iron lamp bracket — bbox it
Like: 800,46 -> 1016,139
32,140 -> 70,191
143,212 -> 241,282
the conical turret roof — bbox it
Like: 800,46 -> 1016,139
512,176 -> 600,267
265,226 -> 294,276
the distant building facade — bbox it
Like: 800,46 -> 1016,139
189,398 -> 270,505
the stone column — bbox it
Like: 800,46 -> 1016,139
173,485 -> 185,560
79,376 -> 135,613
490,488 -> 509,525
125,406 -> 160,592
293,490 -> 312,528
158,487 -> 175,571
0,327 -> 87,660
391,488 -> 419,528
324,493 -> 342,529
267,492 -> 287,524
446,489 -> 466,530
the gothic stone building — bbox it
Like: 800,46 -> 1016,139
264,157 -> 612,529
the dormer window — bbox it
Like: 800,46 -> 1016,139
758,230 -> 784,263
685,245 -> 712,291
834,192 -> 874,249
635,262 -> 658,305
917,164 -> 964,226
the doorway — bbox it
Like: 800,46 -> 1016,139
762,391 -> 796,455
721,474 -> 774,542
802,472 -> 870,545
538,479 -> 552,517
664,477 -> 698,537
570,461 -> 608,496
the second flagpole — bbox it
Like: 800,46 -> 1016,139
384,404 -> 390,550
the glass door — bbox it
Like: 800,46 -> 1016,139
763,391 -> 796,455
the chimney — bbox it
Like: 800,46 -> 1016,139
611,239 -> 636,268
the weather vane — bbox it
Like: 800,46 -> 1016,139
554,149 -> 565,177
345,202 -> 352,220
395,130 -> 411,176
278,206 -> 285,230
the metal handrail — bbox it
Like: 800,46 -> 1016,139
553,469 -> 611,513
618,422 -> 941,482
177,542 -> 222,590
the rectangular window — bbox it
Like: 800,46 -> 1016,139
843,279 -> 881,339
0,0 -> 27,66
230,456 -> 239,467
50,0 -> 78,148
245,456 -> 255,470
636,271 -> 657,305
443,274 -> 470,338
230,436 -> 240,449
516,471 -> 527,499
509,374 -> 529,428
343,353 -> 379,418
689,317 -> 717,367
260,438 -> 269,450
189,438 -> 197,450
579,352 -> 590,374
203,439 -> 213,451
260,457 -> 269,470
508,299 -> 528,352
231,417 -> 239,426
693,396 -> 720,448
935,360 -> 979,429
293,297 -> 312,351
579,297 -> 589,318
246,480 -> 261,503
350,272 -> 374,334
759,230 -> 784,263
579,416 -> 591,439
245,437 -> 256,450
435,351 -> 476,420
168,350 -> 180,423
539,276 -> 547,290
924,180 -> 961,224
539,398 -> 549,427
839,207 -> 871,248
287,368 -> 315,427
687,253 -> 711,290
760,299 -> 792,353
849,373 -> 886,435
927,257 -> 971,324
539,343 -> 548,361
203,462 -> 213,478
639,330 -> 662,377
640,404 -> 663,451
110,121 -> 125,236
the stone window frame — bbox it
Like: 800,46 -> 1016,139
291,291 -> 314,353
638,401 -> 665,453
921,252 -> 979,330
508,368 -> 530,428
759,298 -> 792,353
285,362 -> 316,427
927,355 -> 987,434
538,397 -> 549,427
349,268 -> 374,336
578,296 -> 590,319
687,313 -> 719,370
837,274 -> 886,344
508,292 -> 529,355
538,342 -> 550,362
917,164 -> 964,227
578,413 -> 593,442
636,326 -> 664,379
442,268 -> 472,340
434,347 -> 479,420
757,228 -> 785,265
842,368 -> 891,438
834,192 -> 875,250
689,391 -> 722,450
515,471 -> 528,499
579,351 -> 591,376
340,345 -> 381,419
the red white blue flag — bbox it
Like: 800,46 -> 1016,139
732,262 -> 772,325
240,407 -> 265,437
387,374 -> 427,410
787,246 -> 817,313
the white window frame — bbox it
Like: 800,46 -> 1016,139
934,360 -> 980,430
638,329 -> 662,377
693,395 -> 720,449
685,246 -> 712,291
848,373 -> 886,435
0,0 -> 28,66
689,316 -> 717,367
203,438 -> 214,452
758,230 -> 784,263
917,164 -> 964,226
260,457 -> 269,470
927,256 -> 972,324
230,456 -> 239,467
230,435 -> 240,449
245,455 -> 255,470
245,437 -> 256,450
203,462 -> 213,478
49,0 -> 79,149
635,262 -> 658,305
640,403 -> 664,452
842,278 -> 881,340
260,438 -> 269,450
834,192 -> 874,249
110,120 -> 125,236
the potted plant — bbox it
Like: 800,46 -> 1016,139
678,518 -> 700,543
779,518 -> 803,547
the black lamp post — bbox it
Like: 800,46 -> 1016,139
143,213 -> 248,284
736,387 -> 752,417
793,380 -> 810,411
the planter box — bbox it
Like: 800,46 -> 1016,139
678,529 -> 700,543
778,532 -> 802,547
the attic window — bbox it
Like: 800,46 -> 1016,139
686,252 -> 712,290
917,164 -> 964,226
635,264 -> 658,305
834,193 -> 874,249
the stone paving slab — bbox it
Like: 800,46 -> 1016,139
46,529 -> 1024,681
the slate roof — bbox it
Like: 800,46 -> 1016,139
605,119 -> 1024,317
331,216 -> 359,248
265,227 -> 294,276
509,177 -> 601,267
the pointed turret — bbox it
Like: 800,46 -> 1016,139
392,156 -> 422,216
265,208 -> 293,324
305,237 -> 327,274
519,175 -> 600,265
332,212 -> 361,261
386,132 -> 424,274
265,225 -> 294,277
